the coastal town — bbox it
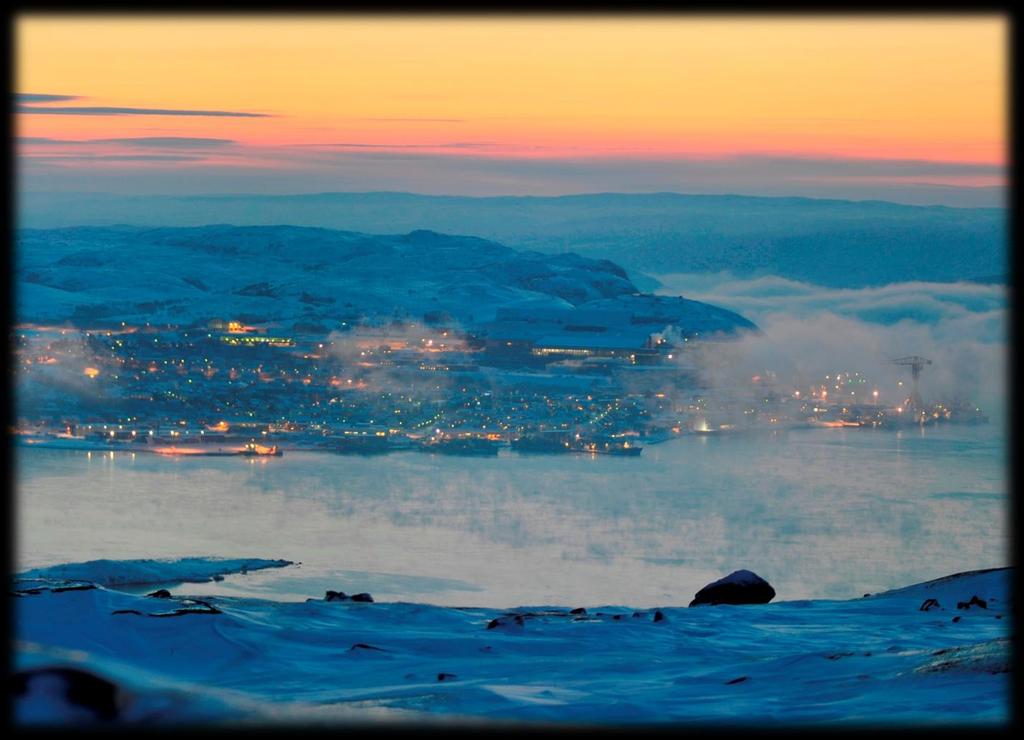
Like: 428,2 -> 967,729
13,316 -> 989,459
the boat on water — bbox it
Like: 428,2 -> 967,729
149,442 -> 282,457
510,431 -> 574,454
241,442 -> 283,457
575,438 -> 642,457
153,448 -> 241,457
419,436 -> 500,456
511,431 -> 642,456
328,426 -> 392,455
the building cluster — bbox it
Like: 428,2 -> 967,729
13,316 -> 987,457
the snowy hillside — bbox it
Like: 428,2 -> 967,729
15,224 -> 754,334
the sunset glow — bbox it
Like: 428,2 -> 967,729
16,15 -> 1007,200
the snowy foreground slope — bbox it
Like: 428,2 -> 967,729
12,559 -> 1010,726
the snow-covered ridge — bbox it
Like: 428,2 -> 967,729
17,191 -> 1007,287
868,567 -> 1011,606
15,225 -> 754,333
12,563 -> 1011,725
17,557 -> 294,588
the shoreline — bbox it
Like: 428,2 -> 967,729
12,419 -> 991,460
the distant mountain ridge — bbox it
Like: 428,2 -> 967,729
19,191 -> 1007,288
15,224 -> 755,336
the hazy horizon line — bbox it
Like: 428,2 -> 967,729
18,186 -> 1007,210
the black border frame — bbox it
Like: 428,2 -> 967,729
3,2 -> 1018,734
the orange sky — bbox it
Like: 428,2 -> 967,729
15,15 -> 1007,200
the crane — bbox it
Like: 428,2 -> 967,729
892,355 -> 932,413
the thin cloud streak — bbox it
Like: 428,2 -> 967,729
16,93 -> 81,103
17,104 -> 272,118
18,136 -> 237,148
95,137 -> 238,148
29,154 -> 207,162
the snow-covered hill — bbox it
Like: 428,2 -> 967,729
15,225 -> 753,335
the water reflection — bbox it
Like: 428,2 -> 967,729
16,425 -> 1006,607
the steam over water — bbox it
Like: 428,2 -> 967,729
655,274 -> 1007,424
17,422 -> 1005,608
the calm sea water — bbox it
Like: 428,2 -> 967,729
16,424 -> 1007,608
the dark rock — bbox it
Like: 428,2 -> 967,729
689,570 -> 775,607
325,590 -> 348,602
349,643 -> 386,652
351,593 -> 374,603
486,616 -> 525,630
502,610 -> 555,619
212,574 -> 224,582
952,616 -> 962,623
919,598 -> 941,612
11,667 -> 121,721
52,583 -> 98,593
653,610 -> 666,623
570,607 -> 587,615
111,609 -> 143,616
863,593 -> 871,598
146,589 -> 172,599
152,604 -> 222,617
725,676 -> 749,685
139,598 -> 221,617
437,673 -> 457,682
956,595 -> 987,610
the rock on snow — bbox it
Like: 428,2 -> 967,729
689,569 -> 776,607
